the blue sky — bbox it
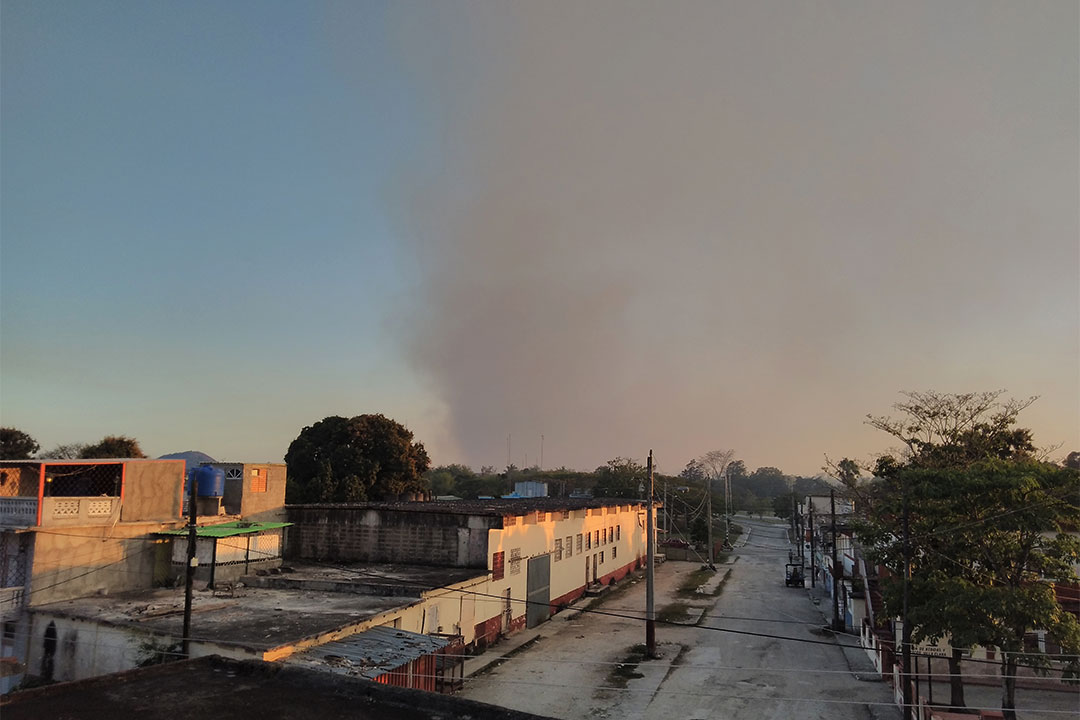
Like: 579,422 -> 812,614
3,2 -> 1077,474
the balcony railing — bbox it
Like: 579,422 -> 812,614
0,496 -> 123,526
41,496 -> 119,525
0,498 -> 38,526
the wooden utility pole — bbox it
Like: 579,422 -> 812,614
706,477 -> 714,566
830,489 -> 842,632
182,470 -> 198,657
809,501 -> 816,588
646,450 -> 656,658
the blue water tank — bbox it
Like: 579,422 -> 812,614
184,468 -> 198,499
195,466 -> 225,497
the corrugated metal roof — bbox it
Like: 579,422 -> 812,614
288,626 -> 450,680
154,520 -> 291,537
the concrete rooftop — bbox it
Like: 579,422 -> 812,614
0,655 -> 557,720
31,583 -> 415,652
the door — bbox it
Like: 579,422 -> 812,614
592,553 -> 598,584
526,554 -> 551,629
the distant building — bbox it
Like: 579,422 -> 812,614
512,480 -> 548,498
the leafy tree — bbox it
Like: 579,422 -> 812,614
1064,451 -> 1080,470
39,443 -> 88,459
771,494 -> 793,520
858,391 -> 1075,716
0,428 -> 39,459
80,435 -> 146,459
284,414 -> 430,503
593,457 -> 646,498
745,466 -> 789,498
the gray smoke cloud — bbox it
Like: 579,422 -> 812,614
388,2 -> 1079,472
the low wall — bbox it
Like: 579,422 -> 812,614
286,505 -> 498,567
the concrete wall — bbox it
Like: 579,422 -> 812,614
121,461 -> 184,522
28,523 -> 178,606
240,464 -> 287,522
286,506 -> 499,567
210,463 -> 286,522
25,613 -> 260,683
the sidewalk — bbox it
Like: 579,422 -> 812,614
462,594 -> 594,678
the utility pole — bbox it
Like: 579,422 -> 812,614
901,476 -> 913,720
182,470 -> 198,657
724,471 -> 731,547
706,476 -> 714,566
646,450 -> 656,658
830,489 -> 842,632
809,500 -> 816,588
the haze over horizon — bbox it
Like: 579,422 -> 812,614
2,2 -> 1077,476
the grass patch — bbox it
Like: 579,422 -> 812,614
657,602 -> 694,623
606,644 -> 649,688
676,568 -> 717,598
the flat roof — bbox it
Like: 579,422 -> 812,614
289,497 -> 646,517
245,562 -> 486,594
286,625 -> 450,680
31,584 -> 417,652
0,655 -> 557,720
154,520 -> 292,537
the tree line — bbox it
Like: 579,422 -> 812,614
0,428 -> 146,460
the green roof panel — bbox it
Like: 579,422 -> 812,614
155,521 -> 292,537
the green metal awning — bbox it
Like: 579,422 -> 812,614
154,521 -> 292,538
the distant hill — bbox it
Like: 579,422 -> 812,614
158,450 -> 216,473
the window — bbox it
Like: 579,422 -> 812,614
492,551 -> 505,580
594,530 -> 600,547
599,551 -> 604,564
554,538 -> 563,562
612,546 -> 617,560
562,510 -> 570,520
602,528 -> 607,545
2,622 -> 14,641
250,467 -> 267,493
609,526 -> 614,542
576,534 -> 583,553
565,536 -> 573,558
616,525 -> 621,541
585,533 -> 591,550
509,548 -> 522,575
225,468 -> 243,481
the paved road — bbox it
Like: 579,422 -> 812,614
462,517 -> 901,720
638,517 -> 899,720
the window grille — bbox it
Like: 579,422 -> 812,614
565,536 -> 573,558
554,539 -> 563,562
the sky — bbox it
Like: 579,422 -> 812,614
2,1 -> 1077,476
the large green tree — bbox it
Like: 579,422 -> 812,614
593,457 -> 646,498
80,435 -> 146,459
0,428 -> 39,459
858,391 -> 1078,717
284,414 -> 430,503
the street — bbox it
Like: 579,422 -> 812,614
461,517 -> 900,720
